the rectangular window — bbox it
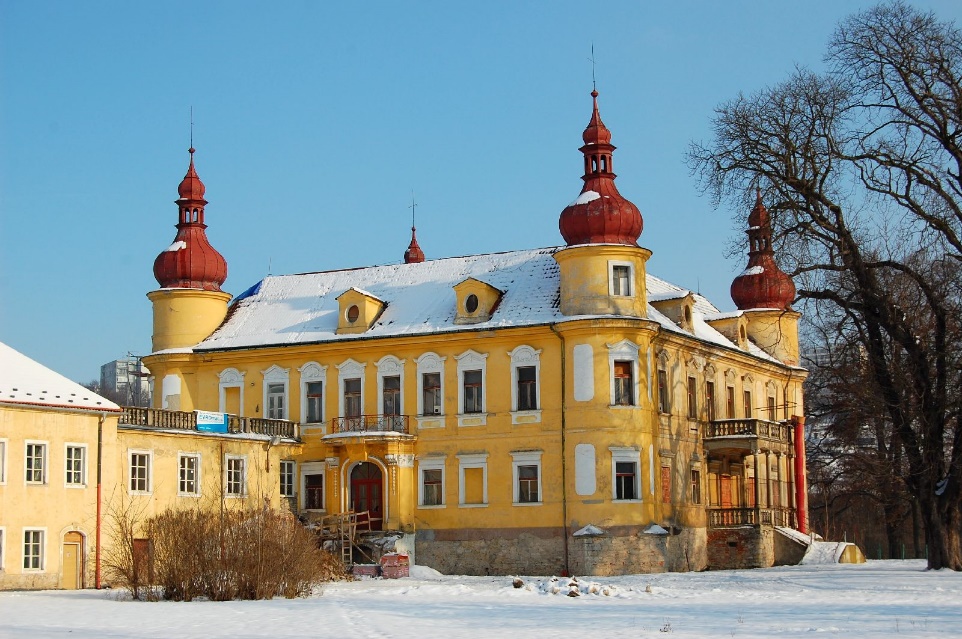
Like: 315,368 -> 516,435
25,443 -> 46,484
383,375 -> 401,416
463,370 -> 483,413
517,465 -> 539,503
422,468 -> 443,506
657,369 -> 670,413
517,366 -> 537,411
768,395 -> 777,420
306,382 -> 324,423
422,372 -> 441,415
615,461 -> 638,500
23,530 -> 43,571
226,456 -> 246,497
611,264 -> 631,296
178,454 -> 200,495
280,460 -> 295,497
129,452 -> 151,493
687,376 -> 697,419
726,386 -> 736,419
266,383 -> 285,419
614,361 -> 633,406
661,466 -> 672,504
305,474 -> 324,509
744,390 -> 753,418
65,445 -> 86,486
344,378 -> 362,417
691,469 -> 702,504
706,381 -> 716,421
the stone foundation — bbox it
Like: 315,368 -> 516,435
416,526 -> 708,576
706,525 -> 774,570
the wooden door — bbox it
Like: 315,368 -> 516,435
720,475 -> 733,509
60,532 -> 83,589
350,463 -> 383,530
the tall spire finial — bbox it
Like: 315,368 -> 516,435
403,193 -> 425,264
189,106 -> 194,150
409,191 -> 417,228
589,43 -> 597,92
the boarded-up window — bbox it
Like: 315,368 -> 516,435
224,386 -> 240,416
661,466 -> 672,504
463,467 -> 484,504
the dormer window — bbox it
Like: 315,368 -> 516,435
336,288 -> 386,334
454,278 -> 502,325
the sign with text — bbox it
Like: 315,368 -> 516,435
196,410 -> 228,433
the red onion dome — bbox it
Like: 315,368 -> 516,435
730,192 -> 795,310
559,90 -> 643,246
153,148 -> 228,291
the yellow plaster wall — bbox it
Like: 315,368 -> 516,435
555,244 -> 651,317
147,288 -> 231,352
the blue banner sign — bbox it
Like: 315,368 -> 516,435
196,410 -> 228,433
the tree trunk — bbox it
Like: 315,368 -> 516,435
911,499 -> 924,559
921,497 -> 962,570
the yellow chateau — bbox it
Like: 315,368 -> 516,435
0,90 -> 811,588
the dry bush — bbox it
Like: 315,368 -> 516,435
105,500 -> 344,601
102,495 -> 157,600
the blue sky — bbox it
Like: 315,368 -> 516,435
3,1 -> 961,384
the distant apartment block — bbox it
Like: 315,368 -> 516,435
100,358 -> 150,406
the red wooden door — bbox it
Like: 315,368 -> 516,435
720,475 -> 733,509
351,463 -> 383,530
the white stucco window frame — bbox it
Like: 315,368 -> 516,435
298,361 -> 328,431
511,450 -> 543,506
415,352 -> 446,427
455,350 -> 488,426
608,260 -> 634,297
376,355 -> 406,416
607,340 -> 641,408
300,461 -> 328,512
262,365 -> 290,420
508,345 -> 542,424
610,446 -> 642,503
0,438 -> 7,485
224,454 -> 247,498
63,442 -> 88,488
218,367 -> 246,415
177,452 -> 202,497
127,449 -> 153,495
22,527 -> 46,572
336,358 -> 366,418
24,440 -> 48,486
457,453 -> 488,508
417,456 -> 446,509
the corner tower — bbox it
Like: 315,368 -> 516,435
555,90 -> 650,317
147,148 -> 232,353
730,192 -> 800,366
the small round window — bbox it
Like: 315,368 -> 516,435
465,294 -> 479,313
347,305 -> 360,323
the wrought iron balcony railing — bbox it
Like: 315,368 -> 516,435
705,418 -> 793,445
119,406 -> 298,439
330,414 -> 410,435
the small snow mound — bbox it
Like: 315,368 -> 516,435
800,541 -> 847,565
573,524 -> 606,537
531,576 -> 617,597
409,564 -> 445,579
644,524 -> 670,535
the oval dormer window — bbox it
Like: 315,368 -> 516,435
684,306 -> 692,325
465,294 -> 479,314
347,305 -> 360,323
739,326 -> 746,341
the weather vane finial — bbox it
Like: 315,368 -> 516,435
409,191 -> 417,229
589,43 -> 596,91
189,105 -> 194,149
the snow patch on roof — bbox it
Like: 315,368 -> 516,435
165,240 -> 187,252
570,190 -> 601,206
0,341 -> 120,412
741,265 -> 765,276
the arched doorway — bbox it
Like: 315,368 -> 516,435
60,531 -> 84,589
350,462 -> 383,530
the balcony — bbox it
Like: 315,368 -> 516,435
119,406 -> 298,439
328,414 -> 411,435
708,507 -> 797,528
704,418 -> 793,453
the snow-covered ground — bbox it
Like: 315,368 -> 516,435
1,560 -> 959,638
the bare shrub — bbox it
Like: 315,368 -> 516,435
105,500 -> 344,601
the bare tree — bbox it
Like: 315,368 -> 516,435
689,2 -> 962,569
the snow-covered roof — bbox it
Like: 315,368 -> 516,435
0,341 -> 120,412
192,247 -> 778,364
